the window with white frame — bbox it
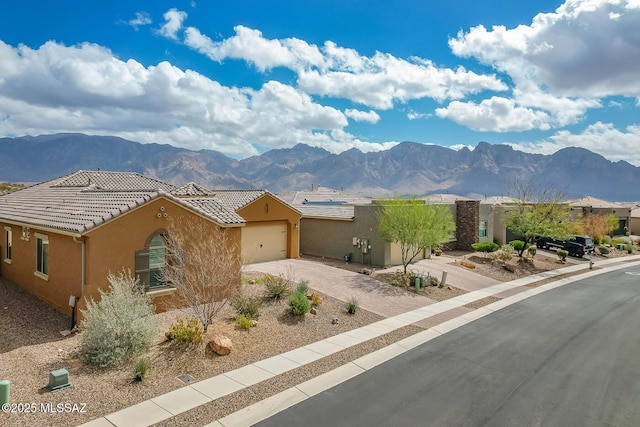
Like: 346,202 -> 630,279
479,221 -> 488,238
35,233 -> 49,277
4,226 -> 12,262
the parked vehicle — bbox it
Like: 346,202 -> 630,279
535,235 -> 595,258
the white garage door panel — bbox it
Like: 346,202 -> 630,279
242,222 -> 287,263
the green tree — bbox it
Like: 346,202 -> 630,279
504,181 -> 578,257
377,198 -> 456,274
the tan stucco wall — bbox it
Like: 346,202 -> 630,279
237,194 -> 300,259
1,222 -> 82,316
80,197 -> 242,315
1,197 -> 243,320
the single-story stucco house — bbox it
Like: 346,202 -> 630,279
0,170 -> 300,320
281,187 -> 488,267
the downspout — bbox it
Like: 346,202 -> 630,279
73,236 -> 86,286
72,236 -> 86,329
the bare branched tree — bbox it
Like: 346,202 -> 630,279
162,216 -> 242,332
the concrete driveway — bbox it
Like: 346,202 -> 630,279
246,255 -> 500,318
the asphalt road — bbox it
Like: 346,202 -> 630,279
255,266 -> 640,427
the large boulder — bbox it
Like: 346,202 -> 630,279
209,335 -> 232,356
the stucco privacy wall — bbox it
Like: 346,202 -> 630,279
1,222 -> 82,316
300,204 -> 388,266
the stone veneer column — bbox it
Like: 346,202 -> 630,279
455,200 -> 479,250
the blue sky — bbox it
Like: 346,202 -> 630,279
1,1 -> 639,164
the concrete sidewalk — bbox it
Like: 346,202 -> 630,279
79,254 -> 640,427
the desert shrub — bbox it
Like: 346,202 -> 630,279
133,357 -> 150,382
527,246 -> 537,257
603,235 -> 612,245
288,292 -> 311,315
295,280 -> 310,295
625,244 -> 636,254
309,293 -> 322,306
230,294 -> 262,319
598,245 -> 610,255
509,240 -> 530,252
263,274 -> 291,301
235,314 -> 254,330
428,275 -> 439,287
345,297 -> 359,315
168,317 -> 204,344
501,244 -> 515,256
471,242 -> 499,254
360,268 -> 374,275
519,256 -> 535,266
460,260 -> 475,269
612,238 -> 628,246
490,244 -> 515,262
557,249 -> 568,262
79,270 -> 158,367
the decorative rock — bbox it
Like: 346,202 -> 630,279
165,331 -> 173,340
310,307 -> 317,315
209,335 -> 233,355
332,317 -> 339,325
251,320 -> 258,327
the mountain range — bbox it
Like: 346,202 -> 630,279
1,133 -> 639,201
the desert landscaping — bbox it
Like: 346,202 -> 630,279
1,245 -> 636,427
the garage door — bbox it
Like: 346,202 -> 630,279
242,222 -> 287,263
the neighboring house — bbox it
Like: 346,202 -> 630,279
0,171 -> 300,320
283,187 -> 484,267
568,196 -> 633,236
480,196 -> 519,245
630,205 -> 640,236
485,195 -> 634,245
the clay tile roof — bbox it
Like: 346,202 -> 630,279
176,198 -> 245,224
0,171 -> 243,234
568,196 -> 630,209
424,193 -> 471,203
52,170 -> 177,192
209,190 -> 268,211
172,182 -> 213,196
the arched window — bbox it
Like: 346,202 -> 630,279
135,229 -> 170,291
148,235 -> 167,288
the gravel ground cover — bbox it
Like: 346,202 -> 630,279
0,249 -> 633,427
0,275 -> 383,427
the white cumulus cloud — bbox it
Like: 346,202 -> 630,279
161,14 -> 508,110
435,97 -> 551,132
0,40 -> 391,157
126,12 -> 152,31
449,0 -> 640,99
344,109 -> 380,123
507,122 -> 640,165
158,8 -> 187,40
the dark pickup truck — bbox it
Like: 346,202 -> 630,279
535,235 -> 595,258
